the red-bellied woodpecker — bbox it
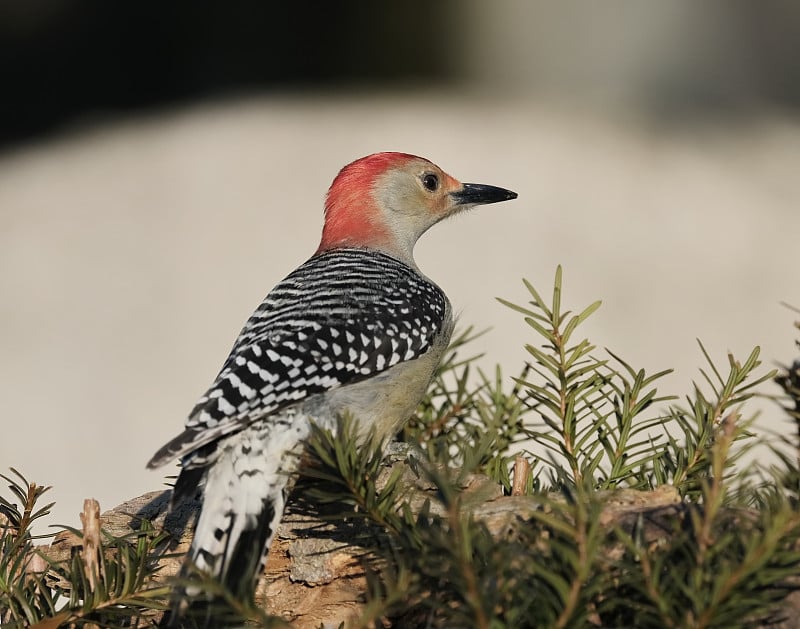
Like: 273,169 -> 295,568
147,152 -> 517,611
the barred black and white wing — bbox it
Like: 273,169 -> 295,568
147,248 -> 449,470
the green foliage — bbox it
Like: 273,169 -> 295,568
0,469 -> 169,628
3,268 -> 800,628
770,303 -> 800,503
498,267 -> 676,491
0,469 -> 58,626
401,327 -> 529,492
304,419 -> 608,629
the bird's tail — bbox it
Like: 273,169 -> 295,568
166,419 -> 307,627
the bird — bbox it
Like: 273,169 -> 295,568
147,152 -> 517,616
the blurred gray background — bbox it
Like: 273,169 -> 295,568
1,1 -> 799,530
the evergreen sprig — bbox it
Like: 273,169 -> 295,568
657,343 -> 774,501
499,266 -> 677,491
0,469 -> 169,628
402,326 -> 529,491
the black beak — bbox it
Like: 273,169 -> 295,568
450,183 -> 518,206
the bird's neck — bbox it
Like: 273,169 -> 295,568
317,213 -> 418,267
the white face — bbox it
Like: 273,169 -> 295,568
372,158 -> 465,254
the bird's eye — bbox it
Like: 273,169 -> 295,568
422,173 -> 439,192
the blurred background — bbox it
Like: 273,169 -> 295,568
1,1 -> 799,530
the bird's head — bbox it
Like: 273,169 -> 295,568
317,152 -> 517,264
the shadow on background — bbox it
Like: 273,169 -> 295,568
0,1 -> 453,146
2,1 -> 800,148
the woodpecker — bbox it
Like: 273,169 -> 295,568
148,152 -> 517,611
